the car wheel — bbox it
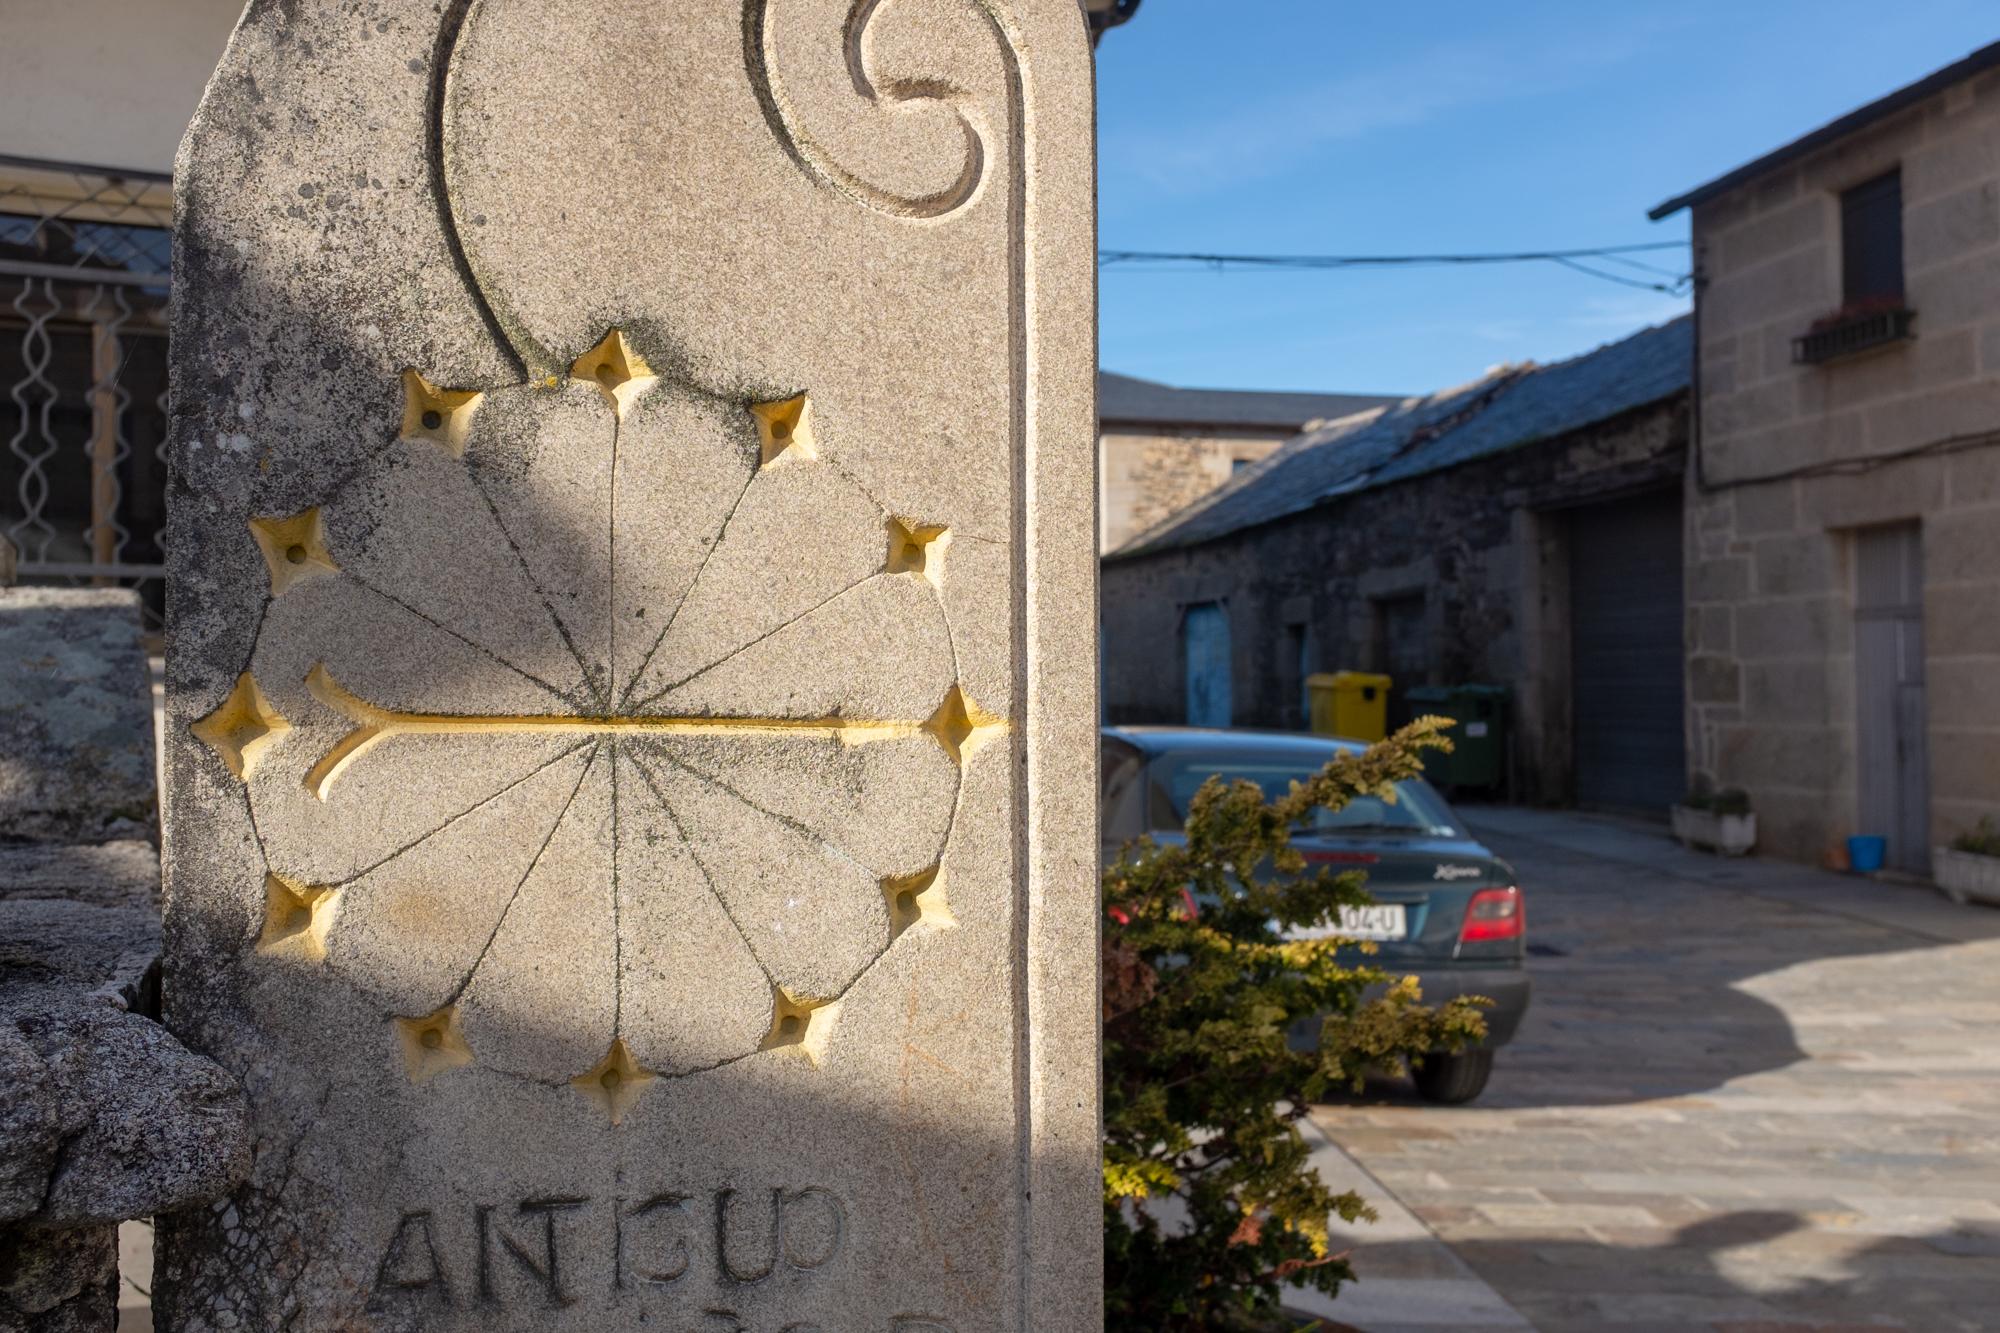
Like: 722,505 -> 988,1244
1411,1049 -> 1493,1105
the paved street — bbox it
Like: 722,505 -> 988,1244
1309,807 -> 2000,1333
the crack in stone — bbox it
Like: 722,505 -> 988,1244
627,567 -> 880,712
460,461 -> 608,711
621,750 -> 779,994
343,569 -> 575,706
611,460 -> 758,710
441,742 -> 600,1006
323,740 -> 593,892
607,414 -> 623,701
638,737 -> 905,888
609,738 -> 624,1036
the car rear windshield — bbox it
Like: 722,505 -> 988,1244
1149,754 -> 1458,836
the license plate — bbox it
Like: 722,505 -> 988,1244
1292,904 -> 1408,942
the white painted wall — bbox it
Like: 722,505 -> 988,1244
0,0 -> 246,173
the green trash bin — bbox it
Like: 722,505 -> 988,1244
1404,684 -> 1509,791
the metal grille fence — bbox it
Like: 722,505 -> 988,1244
0,152 -> 172,625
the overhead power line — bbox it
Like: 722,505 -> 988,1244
1098,242 -> 1694,295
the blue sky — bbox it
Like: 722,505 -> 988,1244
1095,2 -> 1998,396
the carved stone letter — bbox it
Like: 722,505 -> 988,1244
164,0 -> 1100,1325
372,1211 -> 451,1306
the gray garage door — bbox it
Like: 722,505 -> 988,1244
1570,490 -> 1685,812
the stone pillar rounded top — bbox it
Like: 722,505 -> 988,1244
164,2 -> 1099,1329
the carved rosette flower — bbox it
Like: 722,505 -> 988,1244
200,336 -> 997,1118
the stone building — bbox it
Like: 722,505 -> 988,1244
1101,319 -> 1691,808
1097,372 -> 1398,552
1650,39 -> 2000,870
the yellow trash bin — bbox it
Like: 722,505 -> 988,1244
1307,671 -> 1392,742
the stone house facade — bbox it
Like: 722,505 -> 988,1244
1651,39 -> 2000,870
1102,320 -> 1690,807
1097,372 -> 1397,552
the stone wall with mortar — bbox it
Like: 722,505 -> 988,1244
1101,400 -> 1684,804
1686,67 -> 2000,863
159,2 -> 1100,1329
1099,426 -> 1289,553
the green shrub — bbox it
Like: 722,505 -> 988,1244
1101,718 -> 1490,1330
1952,816 -> 2000,858
1710,788 -> 1752,817
1682,786 -> 1751,816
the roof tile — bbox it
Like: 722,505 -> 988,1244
1110,317 -> 1691,558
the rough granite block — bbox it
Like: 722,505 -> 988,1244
0,843 -> 159,912
159,2 -> 1100,1330
0,589 -> 156,844
1,899 -> 249,1333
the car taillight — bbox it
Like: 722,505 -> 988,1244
1459,886 -> 1523,943
1177,887 -> 1200,922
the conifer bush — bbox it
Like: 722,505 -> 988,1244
1101,719 -> 1491,1330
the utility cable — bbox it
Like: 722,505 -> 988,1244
1098,242 -> 1694,295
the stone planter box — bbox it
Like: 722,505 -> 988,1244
1933,846 -> 2000,906
1671,805 -> 1757,857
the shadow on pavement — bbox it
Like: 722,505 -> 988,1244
1323,810 -> 2000,1111
1408,1210 -> 2000,1332
1304,809 -> 2000,1331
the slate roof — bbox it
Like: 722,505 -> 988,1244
1098,371 -> 1402,431
1109,316 -> 1692,560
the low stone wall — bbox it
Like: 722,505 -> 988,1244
1,587 -> 249,1331
0,590 -> 156,845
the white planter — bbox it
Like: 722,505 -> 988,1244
1933,846 -> 2000,906
1671,805 -> 1757,857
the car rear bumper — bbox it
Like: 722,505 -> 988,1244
1394,967 -> 1531,1048
1287,966 -> 1532,1052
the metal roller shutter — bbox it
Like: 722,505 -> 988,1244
1570,490 -> 1686,812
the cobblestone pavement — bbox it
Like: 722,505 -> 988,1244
1310,807 -> 2000,1333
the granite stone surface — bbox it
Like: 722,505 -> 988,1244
0,899 -> 249,1333
0,590 -> 156,845
0,843 -> 159,913
161,2 -> 1100,1329
0,900 -> 249,1231
0,1222 -> 116,1333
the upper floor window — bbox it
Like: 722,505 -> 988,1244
1841,169 -> 1904,305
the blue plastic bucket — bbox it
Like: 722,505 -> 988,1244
1848,836 -> 1887,874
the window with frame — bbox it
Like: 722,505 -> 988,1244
1841,169 -> 1904,306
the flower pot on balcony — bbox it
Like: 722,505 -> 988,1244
1671,804 -> 1757,857
1933,846 -> 2000,907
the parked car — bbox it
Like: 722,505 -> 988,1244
1100,727 -> 1531,1104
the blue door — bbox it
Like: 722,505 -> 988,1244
1184,602 -> 1232,728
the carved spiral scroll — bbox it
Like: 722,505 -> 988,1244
746,0 -> 1021,220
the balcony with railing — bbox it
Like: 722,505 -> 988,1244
1791,301 -> 1916,366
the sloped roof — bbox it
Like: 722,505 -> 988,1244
1649,39 -> 2000,219
1098,370 -> 1401,431
1109,316 -> 1691,560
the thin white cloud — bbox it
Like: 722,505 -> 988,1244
1104,16 -> 1691,198
1116,49 -> 1508,188
1468,319 -> 1534,344
1565,294 -> 1693,330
